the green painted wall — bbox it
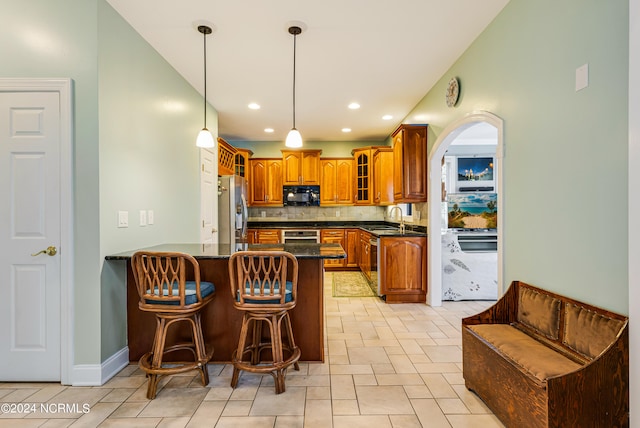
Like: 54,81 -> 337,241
233,140 -> 387,158
0,0 -> 102,365
407,0 -> 628,313
0,0 -> 217,366
97,1 -> 217,360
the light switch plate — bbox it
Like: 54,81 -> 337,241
576,63 -> 589,91
139,210 -> 147,226
147,210 -> 154,225
118,211 -> 128,228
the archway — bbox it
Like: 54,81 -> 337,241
426,111 -> 504,306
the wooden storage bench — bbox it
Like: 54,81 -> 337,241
462,281 -> 629,428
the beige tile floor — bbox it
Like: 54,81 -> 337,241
0,272 -> 504,428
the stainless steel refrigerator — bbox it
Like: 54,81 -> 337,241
218,175 -> 248,248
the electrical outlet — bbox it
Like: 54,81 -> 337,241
118,211 -> 128,228
335,210 -> 340,217
147,210 -> 154,225
139,210 -> 147,226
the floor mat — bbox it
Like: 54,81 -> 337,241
331,271 -> 376,297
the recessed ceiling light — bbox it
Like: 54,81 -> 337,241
348,102 -> 360,110
264,128 -> 274,133
382,114 -> 393,120
248,103 -> 260,110
342,128 -> 352,133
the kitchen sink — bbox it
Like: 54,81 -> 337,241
365,225 -> 399,231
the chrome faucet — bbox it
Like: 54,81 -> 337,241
389,206 -> 405,234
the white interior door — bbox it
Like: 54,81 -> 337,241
0,90 -> 62,381
200,148 -> 218,244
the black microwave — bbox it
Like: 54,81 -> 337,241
283,186 -> 320,206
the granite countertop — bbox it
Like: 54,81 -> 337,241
247,220 -> 427,237
105,242 -> 346,261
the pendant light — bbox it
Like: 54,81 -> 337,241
285,26 -> 303,148
196,25 -> 215,148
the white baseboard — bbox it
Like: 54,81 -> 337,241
70,347 -> 129,386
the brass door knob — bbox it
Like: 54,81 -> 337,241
31,246 -> 57,257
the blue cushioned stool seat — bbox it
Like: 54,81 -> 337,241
146,281 -> 215,305
241,280 -> 293,303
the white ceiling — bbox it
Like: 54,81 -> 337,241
106,0 -> 509,143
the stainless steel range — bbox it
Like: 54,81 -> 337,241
281,229 -> 321,244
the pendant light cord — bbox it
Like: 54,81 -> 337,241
292,31 -> 297,129
203,28 -> 208,129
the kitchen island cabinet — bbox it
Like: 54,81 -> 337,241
106,243 -> 345,363
379,236 -> 427,303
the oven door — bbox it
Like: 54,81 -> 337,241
282,229 -> 321,244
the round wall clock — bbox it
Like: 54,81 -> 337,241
446,77 -> 460,107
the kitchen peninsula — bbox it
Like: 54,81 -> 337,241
105,242 -> 346,363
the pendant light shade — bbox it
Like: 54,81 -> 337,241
285,25 -> 303,148
197,128 -> 215,147
285,128 -> 302,148
196,25 -> 214,148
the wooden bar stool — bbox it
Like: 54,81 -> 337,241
228,251 -> 301,394
132,251 -> 215,399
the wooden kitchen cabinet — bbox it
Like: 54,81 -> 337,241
320,158 -> 353,205
234,148 -> 253,180
373,147 -> 394,205
321,228 -> 360,270
247,228 -> 281,244
321,229 -> 346,269
249,159 -> 283,206
352,148 -> 373,205
379,236 -> 427,303
345,229 -> 359,268
218,137 -> 237,176
281,149 -> 322,185
359,230 -> 372,280
392,124 -> 428,202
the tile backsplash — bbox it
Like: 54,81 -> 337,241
249,205 -> 384,222
249,203 -> 428,227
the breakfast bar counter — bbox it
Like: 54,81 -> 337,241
106,243 -> 346,363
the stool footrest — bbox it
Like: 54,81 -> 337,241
232,347 -> 301,374
139,343 -> 214,376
